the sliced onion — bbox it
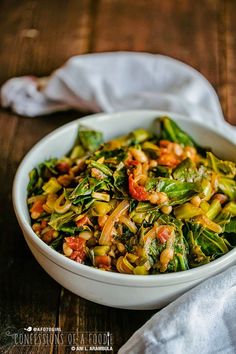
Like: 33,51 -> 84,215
119,215 -> 137,234
142,226 -> 156,243
54,193 -> 72,214
99,200 -> 130,245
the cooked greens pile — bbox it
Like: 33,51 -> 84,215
27,116 -> 236,274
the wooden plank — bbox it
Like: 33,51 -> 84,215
58,290 -> 155,354
91,0 -> 220,88
0,1 -> 93,353
0,0 -> 92,85
218,0 -> 236,125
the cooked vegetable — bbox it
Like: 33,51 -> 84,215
174,203 -> 203,219
27,168 -> 43,195
159,116 -> 196,147
27,116 -> 236,274
99,200 -> 130,245
207,152 -> 236,178
74,125 -> 103,152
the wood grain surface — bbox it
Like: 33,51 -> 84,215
0,1 -> 235,353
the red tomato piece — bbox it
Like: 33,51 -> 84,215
41,220 -> 48,229
94,255 -> 111,268
128,174 -> 149,201
126,159 -> 139,167
159,140 -> 171,148
65,237 -> 86,263
158,153 -> 180,167
42,229 -> 54,244
30,200 -> 44,214
156,226 -> 173,243
76,215 -> 92,227
56,161 -> 70,173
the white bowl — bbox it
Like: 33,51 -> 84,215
13,110 -> 236,310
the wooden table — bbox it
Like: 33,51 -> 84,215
0,1 -> 235,353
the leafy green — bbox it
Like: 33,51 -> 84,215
158,214 -> 189,271
96,148 -> 127,163
186,228 -> 210,267
173,158 -> 198,182
75,125 -> 103,152
218,177 -> 236,200
39,158 -> 58,175
48,211 -> 75,230
27,168 -> 44,196
187,222 -> 228,257
158,213 -> 183,230
224,218 -> 236,234
224,218 -> 236,246
158,116 -> 195,147
59,223 -> 82,235
130,129 -> 152,144
142,141 -> 160,159
113,164 -> 128,196
135,202 -> 160,213
90,160 -> 113,176
50,234 -> 65,250
148,239 -> 164,265
27,158 -> 59,195
146,177 -> 201,205
207,152 -> 236,178
154,165 -> 172,177
223,202 -> 236,216
175,252 -> 189,271
199,229 -> 229,255
69,177 -> 90,201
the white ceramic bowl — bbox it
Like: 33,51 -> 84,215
13,110 -> 236,310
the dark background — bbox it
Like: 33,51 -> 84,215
0,1 -> 235,353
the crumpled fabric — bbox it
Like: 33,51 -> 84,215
118,266 -> 236,354
1,51 -> 235,140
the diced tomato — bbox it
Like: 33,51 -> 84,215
41,220 -> 48,229
70,250 -> 86,263
158,153 -> 180,167
159,140 -> 171,148
76,215 -> 92,227
128,174 -> 149,201
42,229 -> 55,244
30,200 -> 44,214
56,161 -> 70,173
125,159 -> 139,167
156,226 -> 173,243
94,255 -> 111,269
65,236 -> 86,263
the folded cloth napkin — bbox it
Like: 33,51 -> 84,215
1,51 -> 236,139
118,266 -> 236,354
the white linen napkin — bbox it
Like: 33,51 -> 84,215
1,51 -> 235,139
118,266 -> 236,354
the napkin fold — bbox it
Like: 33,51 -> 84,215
1,51 -> 235,139
118,266 -> 236,354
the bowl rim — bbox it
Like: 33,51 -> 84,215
13,109 -> 236,287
